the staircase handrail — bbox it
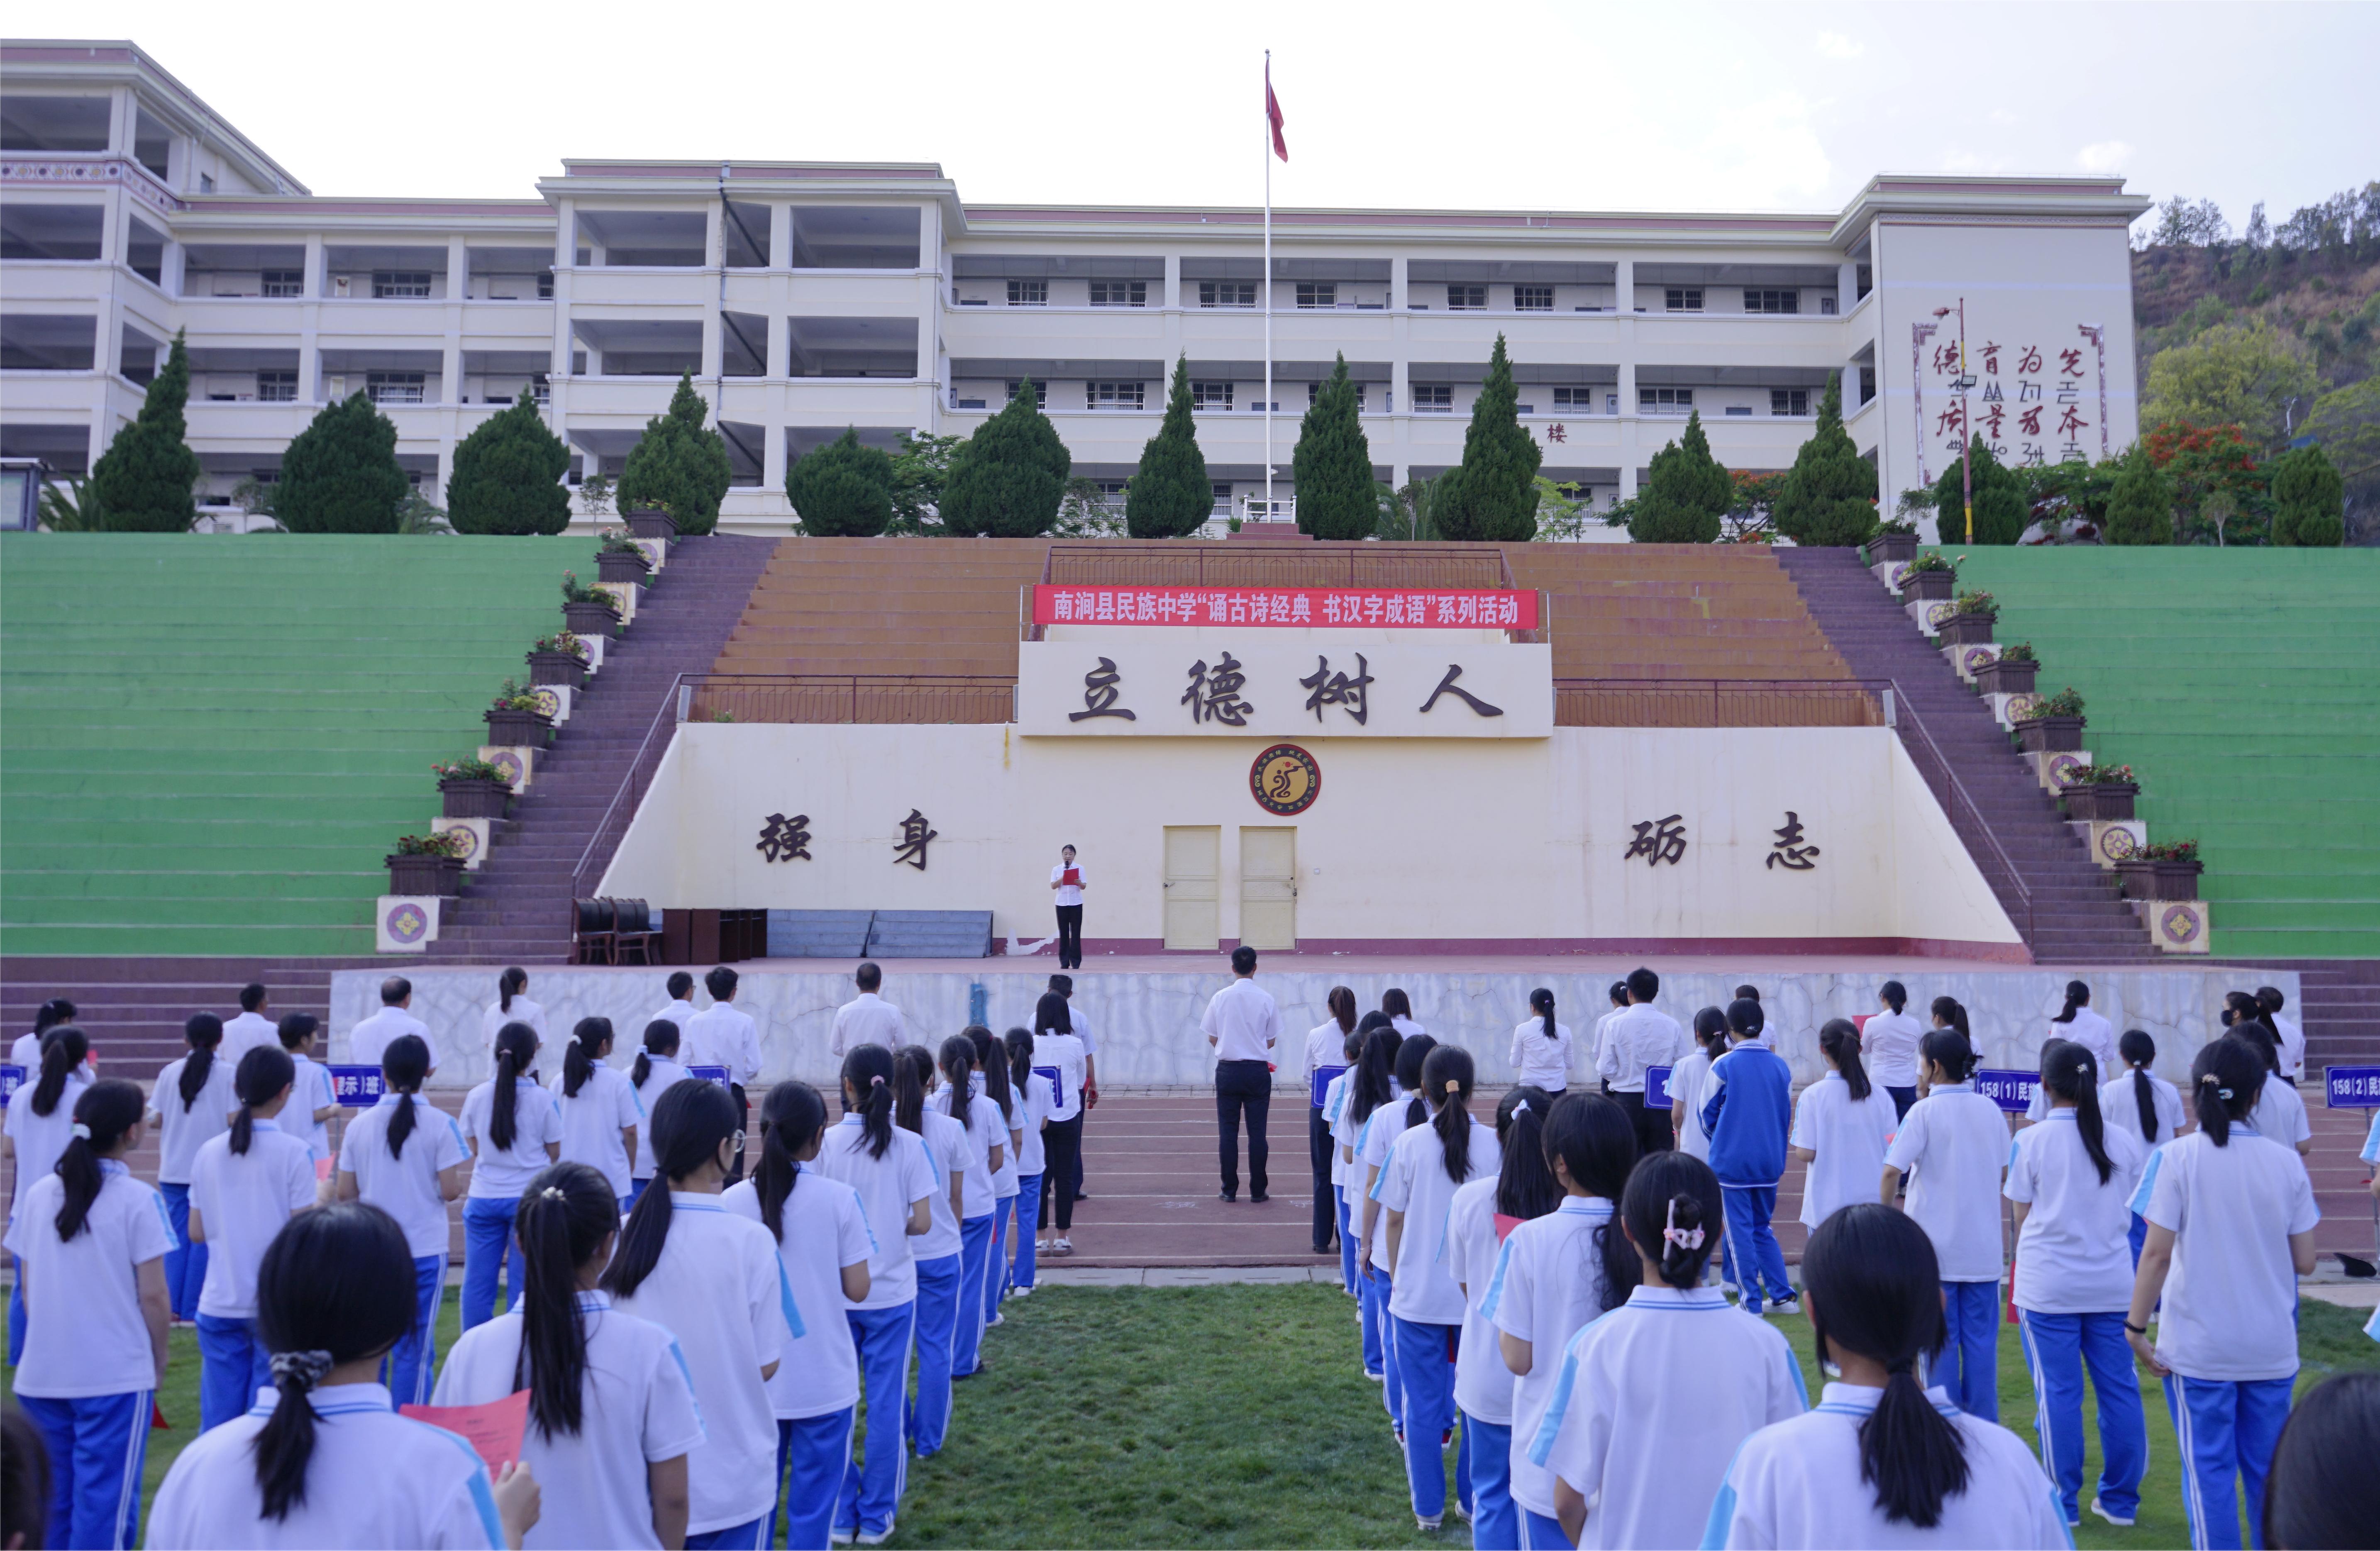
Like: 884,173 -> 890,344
1884,676 -> 2035,940
571,671 -> 695,902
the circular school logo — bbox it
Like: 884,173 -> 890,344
531,687 -> 562,719
2047,754 -> 2087,787
2004,692 -> 2041,722
1960,645 -> 1997,675
2098,825 -> 2138,861
1928,601 -> 1956,627
384,901 -> 430,945
2159,904 -> 2204,945
436,823 -> 481,864
1249,743 -> 1321,816
488,749 -> 526,786
1889,562 -> 1914,591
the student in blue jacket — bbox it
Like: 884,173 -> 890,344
1699,998 -> 1796,1316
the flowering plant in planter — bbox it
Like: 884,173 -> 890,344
1876,518 -> 1917,537
1908,551 -> 1955,574
394,830 -> 472,858
533,631 -> 588,661
2016,687 -> 2086,721
2143,839 -> 2199,863
2066,763 -> 2134,786
1998,640 -> 2036,663
560,571 -> 620,612
596,529 -> 645,557
432,757 -> 510,783
1950,588 -> 1997,616
491,677 -> 542,712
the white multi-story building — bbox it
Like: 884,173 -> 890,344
4,41 -> 2150,532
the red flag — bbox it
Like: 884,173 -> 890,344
1265,61 -> 1288,162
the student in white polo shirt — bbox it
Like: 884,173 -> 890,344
7,996 -> 74,1072
649,972 -> 701,1051
2253,987 -> 2304,1081
350,976 -> 433,1072
148,1202 -> 535,1551
1596,968 -> 1686,1159
630,1019 -> 693,1209
1320,1024 -> 1367,1298
927,1034 -> 1006,1372
336,1034 -> 471,1407
1586,983 -> 1627,1092
724,1082 -> 876,1551
150,1012 -> 237,1322
1033,991 -> 1090,1251
1508,988 -> 1573,1096
1340,1014 -> 1402,1375
1308,987 -> 1360,1256
2047,979 -> 2118,1077
4,1079 -> 173,1551
2231,1022 -> 2313,1158
219,983 -> 280,1067
1001,1028 -> 1056,1300
2104,1029 -> 2187,1267
1668,1008 -> 1729,1166
1862,980 -> 1926,1119
686,967 -> 764,1184
437,1162 -> 703,1551
481,966 -> 549,1054
2125,1037 -> 2320,1551
898,1044 -> 973,1458
1790,1020 -> 1899,1234
1360,1032 -> 1435,1440
603,1080 -> 798,1551
8,1028 -> 100,1366
553,1017 -> 641,1213
1880,1019 -> 2007,1422
188,1044 -> 317,1432
460,1022 -> 566,1332
276,1013 -> 341,1166
964,1026 -> 1023,1323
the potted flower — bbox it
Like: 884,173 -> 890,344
2012,686 -> 2087,752
526,632 -> 588,687
1865,521 -> 1919,567
484,678 -> 555,747
2116,839 -> 2203,901
596,529 -> 653,587
1935,588 -> 1999,646
1974,639 -> 2038,696
1900,551 -> 1955,601
2059,762 -> 2139,821
561,571 -> 622,637
386,830 -> 470,896
623,505 -> 678,543
434,756 -> 515,819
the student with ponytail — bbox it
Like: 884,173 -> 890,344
603,1080 -> 796,1550
1377,1046 -> 1502,1531
1486,1090 -> 1639,1550
1359,1029 -> 1437,1436
481,965 -> 548,1053
2101,1030 -> 2185,1266
1533,1153 -> 1803,1550
2126,1037 -> 2319,1550
898,1044 -> 973,1454
1308,986 -> 1360,1256
2048,979 -> 2117,1075
151,1012 -> 237,1320
629,1019 -> 693,1208
460,1022 -> 565,1332
724,1084 -> 875,1551
1509,988 -> 1573,1095
5,1026 -> 95,1363
965,1026 -> 1023,1323
1668,1007 -> 1728,1163
811,1043 -> 936,1545
552,1017 -> 641,1212
1320,1022 -> 1367,1299
1865,980 -> 1926,1119
188,1044 -> 316,1431
4,1080 -> 173,1550
149,1202 -> 539,1550
335,1034 -> 470,1406
1790,1019 -> 1898,1233
1001,1027 -> 1056,1300
2006,1039 -> 2148,1529
1704,1204 -> 2067,1547
7,995 -> 76,1071
1880,1022 -> 2006,1422
928,1034 -> 1005,1379
439,1162 -> 701,1550
2230,1021 -> 2314,1158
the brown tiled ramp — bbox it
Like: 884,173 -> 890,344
1502,544 -> 1853,682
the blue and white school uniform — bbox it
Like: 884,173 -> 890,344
1862,1008 -> 1928,1117
1670,1047 -> 1717,1163
904,1110 -> 972,1457
1531,1285 -> 1805,1551
1321,1071 -> 1359,1297
2006,1110 -> 2150,1525
724,1172 -> 876,1551
5,1070 -> 93,1363
434,1290 -> 705,1551
2246,1077 -> 2311,1153
2132,1127 -> 2321,1551
1883,1080 -> 2008,1420
553,1062 -> 643,1208
928,1086 -> 1003,1376
1447,1179 -> 1519,1551
187,1117 -> 316,1431
1378,1117 -> 1502,1523
981,1089 -> 1023,1318
4,1161 -> 175,1550
1485,1196 -> 1621,1549
630,1055 -> 694,1207
610,1193 -> 798,1549
1701,1382 -> 2072,1549
149,1053 -> 237,1319
339,1094 -> 472,1405
2102,1068 -> 2185,1261
1357,1091 -> 1423,1424
1791,1072 -> 1899,1231
147,1382 -> 505,1549
457,1076 -> 566,1330
1700,1036 -> 1795,1313
287,1049 -> 340,1162
1007,1071 -> 1055,1294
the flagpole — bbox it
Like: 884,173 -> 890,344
1263,49 -> 1274,524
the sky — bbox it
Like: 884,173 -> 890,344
51,0 -> 2380,229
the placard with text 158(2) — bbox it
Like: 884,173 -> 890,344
1249,743 -> 1321,815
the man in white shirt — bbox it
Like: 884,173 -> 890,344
1597,967 -> 1687,1157
1201,946 -> 1281,1203
1051,974 -> 1099,1202
829,962 -> 905,1057
1049,844 -> 1086,971
2256,986 -> 2305,1081
220,983 -> 282,1067
649,971 -> 699,1048
347,976 -> 433,1072
686,966 -> 765,1184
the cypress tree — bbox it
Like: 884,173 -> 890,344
2267,444 -> 2346,546
942,378 -> 1071,538
277,392 -> 409,534
447,388 -> 573,535
617,373 -> 732,535
1127,356 -> 1212,538
1931,435 -> 2029,544
786,427 -> 896,537
2101,447 -> 2174,545
1627,410 -> 1729,543
1291,354 -> 1375,540
1434,335 -> 1542,541
1769,372 -> 1878,546
88,329 -> 201,532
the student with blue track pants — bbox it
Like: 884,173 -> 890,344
1445,1088 -> 1558,1550
1003,1031 -> 1055,1301
901,1045 -> 974,1453
1882,1009 -> 2008,1420
1698,997 -> 1796,1315
458,1022 -> 564,1331
7,1027 -> 96,1366
336,1034 -> 471,1407
1362,1024 -> 1434,1433
930,1036 -> 1007,1378
147,1014 -> 235,1324
186,1046 -> 315,1432
815,1046 -> 939,1544
2126,1037 -> 2321,1550
1321,1024 -> 1364,1298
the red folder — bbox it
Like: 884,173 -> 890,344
401,1389 -> 530,1471
1061,867 -> 1081,885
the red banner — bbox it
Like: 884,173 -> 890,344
1032,585 -> 1537,630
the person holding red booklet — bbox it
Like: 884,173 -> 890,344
1048,845 -> 1086,971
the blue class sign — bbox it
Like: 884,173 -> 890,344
1644,1065 -> 1673,1109
0,1064 -> 22,1101
1312,1063 -> 1348,1108
327,1066 -> 386,1105
687,1064 -> 732,1089
2325,1066 -> 2380,1108
1033,1065 -> 1065,1110
1974,1069 -> 2039,1114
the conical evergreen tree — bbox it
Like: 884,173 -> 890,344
1127,356 -> 1212,538
2267,444 -> 2345,546
1628,411 -> 1729,543
942,378 -> 1071,537
618,373 -> 732,535
1931,435 -> 2029,544
1770,372 -> 1878,546
89,329 -> 201,531
448,388 -> 573,534
2101,446 -> 2173,545
1291,354 -> 1375,540
277,392 -> 409,533
1433,335 -> 1542,541
786,427 -> 896,537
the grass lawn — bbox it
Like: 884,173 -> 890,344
7,1286 -> 2375,1548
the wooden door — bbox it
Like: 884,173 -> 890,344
1162,826 -> 1220,950
1238,826 -> 1298,949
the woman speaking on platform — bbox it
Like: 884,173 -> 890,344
1049,845 -> 1086,971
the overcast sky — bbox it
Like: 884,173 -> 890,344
69,0 -> 2380,229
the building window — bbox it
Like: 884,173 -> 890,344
1640,387 -> 1694,412
1005,380 -> 1048,408
260,270 -> 303,298
198,173 -> 215,193
1006,279 -> 1047,306
1744,289 -> 1800,315
1093,480 -> 1129,508
1210,481 -> 1233,510
366,371 -> 426,405
1726,405 -> 1753,416
1770,388 -> 1810,416
1856,264 -> 1872,300
1086,381 -> 1144,411
531,374 -> 550,406
256,370 -> 297,402
1819,294 -> 1838,315
1295,282 -> 1336,309
372,272 -> 432,299
537,273 -> 554,300
1859,366 -> 1876,405
1089,280 -> 1146,307
1552,386 -> 1597,412
1445,284 -> 1487,310
1307,381 -> 1367,411
1413,384 -> 1453,412
1199,281 -> 1256,308
1513,285 -> 1553,311
1664,288 -> 1703,312
1191,380 -> 1235,412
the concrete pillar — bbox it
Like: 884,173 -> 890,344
768,203 -> 791,271
766,314 -> 788,379
107,87 -> 133,158
763,423 -> 787,492
162,238 -> 185,297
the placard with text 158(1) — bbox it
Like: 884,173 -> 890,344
1250,744 -> 1321,816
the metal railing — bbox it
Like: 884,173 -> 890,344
686,674 -> 1014,726
571,672 -> 695,902
1553,678 -> 1887,728
1884,677 -> 2035,941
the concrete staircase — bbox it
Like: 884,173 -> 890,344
0,956 -> 362,1080
1773,547 -> 2152,963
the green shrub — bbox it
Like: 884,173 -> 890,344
2102,448 -> 2174,545
1628,412 -> 1728,543
89,330 -> 201,532
2266,444 -> 2346,546
1434,336 -> 1542,541
1291,355 -> 1375,540
942,380 -> 1071,537
1128,357 -> 1213,539
786,427 -> 896,537
1770,372 -> 1877,546
618,374 -> 732,535
448,389 -> 572,535
278,393 -> 409,534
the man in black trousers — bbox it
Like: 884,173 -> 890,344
1199,946 -> 1281,1202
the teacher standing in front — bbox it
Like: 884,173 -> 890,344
1049,844 -> 1086,971
1202,946 -> 1281,1203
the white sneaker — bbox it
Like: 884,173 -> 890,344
1052,1236 -> 1073,1255
857,1527 -> 894,1547
831,1531 -> 855,1547
1011,1285 -> 1032,1297
1415,1514 -> 1443,1531
2090,1498 -> 2136,1528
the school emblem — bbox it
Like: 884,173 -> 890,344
2158,904 -> 2204,945
384,901 -> 430,945
1960,645 -> 1997,674
2098,826 -> 2138,861
1249,743 -> 1321,816
2047,754 -> 2087,788
531,687 -> 562,719
1927,602 -> 1956,627
435,822 -> 481,863
488,749 -> 526,786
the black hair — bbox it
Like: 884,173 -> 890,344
276,1011 -> 318,1052
1494,1086 -> 1563,1219
1048,973 -> 1074,997
1606,980 -> 1628,1008
1,1402 -> 48,1551
1349,1015 -> 1401,1126
1541,1091 -> 1640,1312
1692,1005 -> 1730,1054
1033,990 -> 1072,1036
33,998 -> 75,1038
1342,1024 -> 1365,1061
230,1046 -> 295,1155
2229,1022 -> 2282,1080
1231,945 -> 1258,975
1733,983 -> 1760,1004
842,1043 -> 915,1160
939,1034 -> 976,1137
1623,1150 -> 1723,1290
602,1080 -> 739,1299
666,971 -> 695,1000
2224,990 -> 2277,1039
488,1021 -> 538,1152
2263,1371 -> 2380,1551
30,1027 -> 88,1117
1928,995 -> 1972,1044
632,1019 -> 679,1086
2118,1029 -> 2160,1143
895,1046 -> 935,1134
753,1081 -> 829,1238
2192,1037 -> 2264,1146
1879,980 -> 1907,1014
1529,987 -> 1557,1040
1422,1045 -> 1476,1184
1802,1204 -> 1970,1528
705,966 -> 738,1002
562,1016 -> 611,1098
1004,1027 -> 1034,1097
512,1163 -> 615,1441
498,966 -> 527,1014
1382,988 -> 1413,1021
2038,1039 -> 2114,1185
54,1080 -> 144,1241
1919,1025 -> 1976,1084
965,1026 -> 1013,1124
240,983 -> 268,1013
2053,979 -> 2089,1024
178,1013 -> 224,1111
1726,998 -> 1764,1039
1327,985 -> 1357,1036
376,977 -> 407,1008
253,1204 -> 416,1520
1626,966 -> 1659,1003
2254,985 -> 2287,1019
854,960 -> 882,993
1395,1033 -> 1438,1130
381,1034 -> 431,1161
1819,1018 -> 1872,1102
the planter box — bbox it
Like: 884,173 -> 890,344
2060,782 -> 2139,822
1866,532 -> 1919,566
1901,567 -> 1955,602
2132,897 -> 2211,954
438,776 -> 513,820
478,745 -> 537,791
2116,858 -> 2204,902
1973,656 -> 2038,695
597,550 -> 652,585
484,706 -> 555,747
385,854 -> 465,897
526,648 -> 586,687
1934,610 -> 1997,646
2014,714 -> 2086,753
624,509 -> 679,542
562,599 -> 620,637
1948,641 -> 2001,683
2023,749 -> 2092,797
2070,818 -> 2148,868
